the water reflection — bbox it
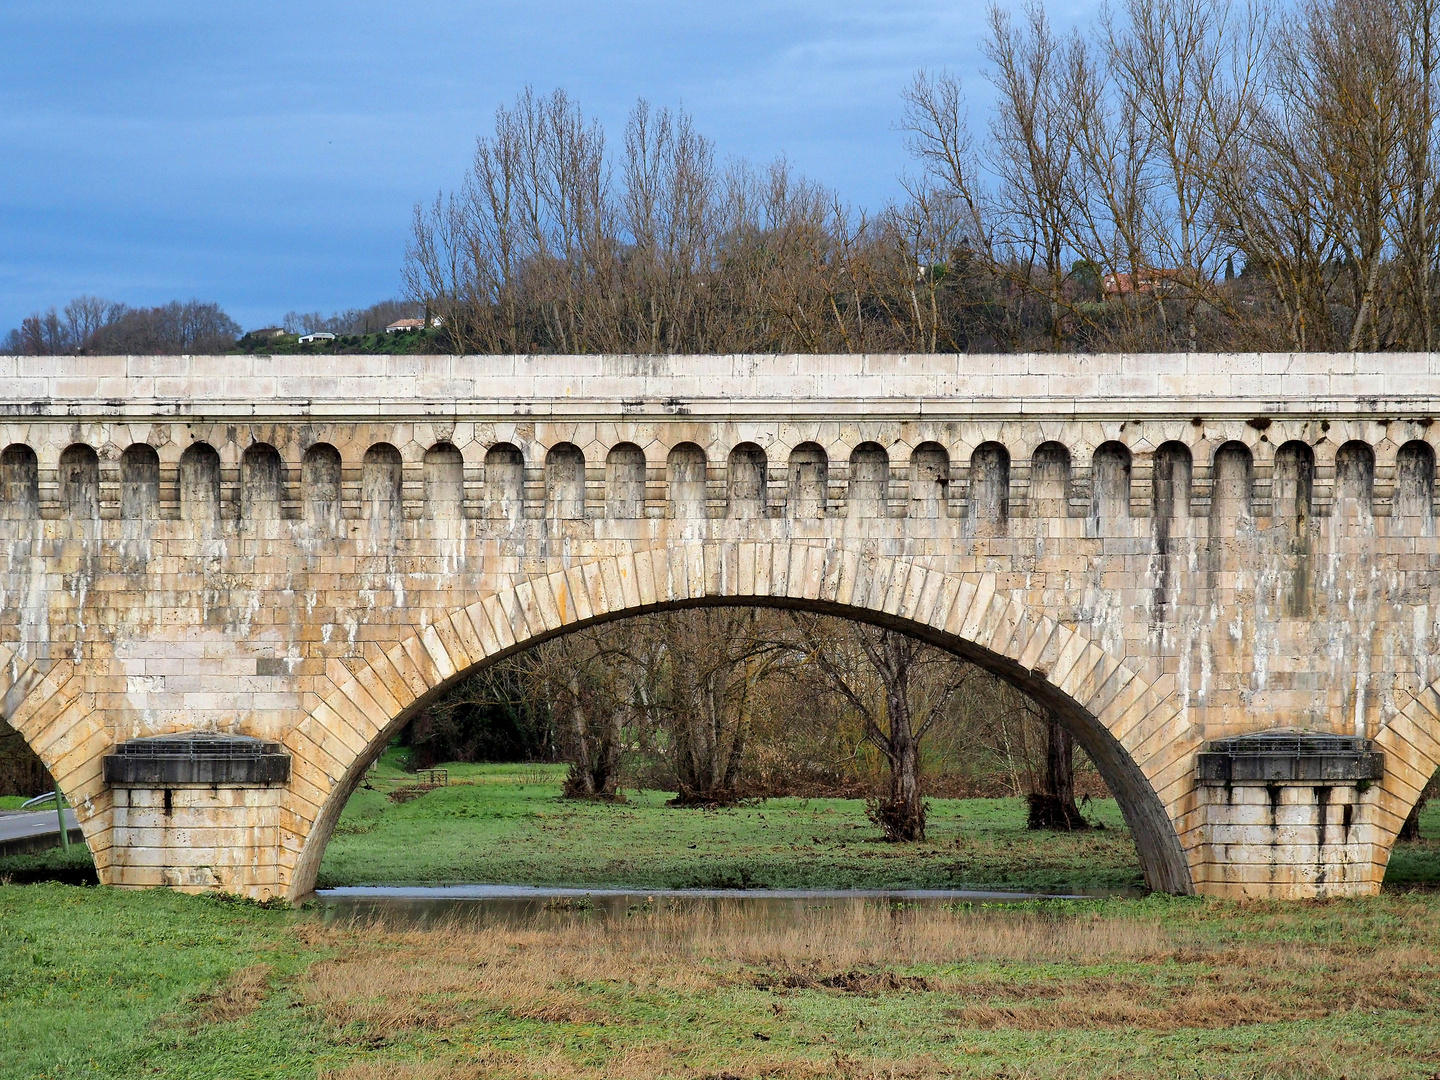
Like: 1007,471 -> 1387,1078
315,884 -> 1141,930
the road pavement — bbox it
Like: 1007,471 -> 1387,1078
0,808 -> 81,856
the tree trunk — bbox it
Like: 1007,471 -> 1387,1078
867,637 -> 927,841
1027,714 -> 1090,830
560,675 -> 621,799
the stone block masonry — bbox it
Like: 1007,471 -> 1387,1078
1,352 -> 1439,900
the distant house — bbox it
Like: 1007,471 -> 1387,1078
249,327 -> 288,340
298,332 -> 336,344
385,319 -> 425,334
1102,269 -> 1190,297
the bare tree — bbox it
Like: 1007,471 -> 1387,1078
791,618 -> 969,841
986,1 -> 1076,349
1109,0 -> 1269,346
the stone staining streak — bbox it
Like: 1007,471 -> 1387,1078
3,351 -> 1440,903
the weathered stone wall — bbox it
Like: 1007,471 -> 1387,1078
2,352 -> 1439,900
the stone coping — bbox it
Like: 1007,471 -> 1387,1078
2,353 -> 1439,421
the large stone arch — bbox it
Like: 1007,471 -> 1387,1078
281,540 -> 1199,900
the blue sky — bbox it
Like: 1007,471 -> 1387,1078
0,0 -> 1093,333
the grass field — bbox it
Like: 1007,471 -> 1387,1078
316,754 -> 1440,891
4,760 -> 1440,1078
4,883 -> 1440,1079
316,756 -> 1144,892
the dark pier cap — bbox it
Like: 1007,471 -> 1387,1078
104,733 -> 292,786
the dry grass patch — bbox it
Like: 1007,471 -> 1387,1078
292,901 -> 1440,1071
319,1046 -> 942,1080
184,962 -> 272,1029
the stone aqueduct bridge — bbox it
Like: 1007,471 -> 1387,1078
3,352 -> 1440,902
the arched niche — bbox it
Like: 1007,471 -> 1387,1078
968,442 -> 1009,534
1209,441 -> 1253,536
1274,440 -> 1314,528
1,444 -> 38,520
1030,441 -> 1070,518
847,443 -> 888,519
545,443 -> 585,521
178,443 -> 221,527
1334,440 -> 1375,523
788,443 -> 828,519
605,443 -> 646,519
361,443 -> 404,530
726,443 -> 768,519
667,443 -> 707,520
120,444 -> 160,521
484,444 -> 524,523
59,443 -> 99,519
241,443 -> 284,523
301,443 -> 342,533
423,443 -> 465,517
1152,441 -> 1192,527
1091,442 -> 1131,532
1273,440 -> 1315,618
909,442 -> 949,519
1395,440 -> 1435,535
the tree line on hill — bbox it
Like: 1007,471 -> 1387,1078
3,298 -> 242,356
11,0 -> 1437,359
2,297 -> 432,357
410,0 -> 1440,356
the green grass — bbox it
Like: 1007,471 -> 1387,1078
0,885 -> 332,1079
318,758 -> 1142,891
317,760 -> 1440,892
3,884 -> 1440,1079
1,794 -> 32,809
